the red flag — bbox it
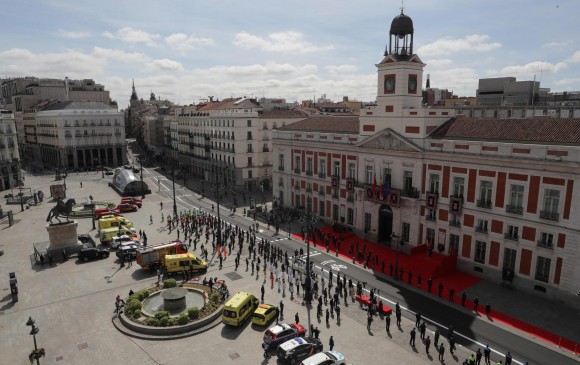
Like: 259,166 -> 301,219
373,173 -> 377,193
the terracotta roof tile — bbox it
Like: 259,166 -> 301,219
430,117 -> 580,145
258,109 -> 308,119
279,115 -> 359,134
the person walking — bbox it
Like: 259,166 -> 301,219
415,312 -> 422,327
438,344 -> 445,362
367,313 -> 373,331
425,336 -> 431,354
420,321 -> 426,339
474,296 -> 480,313
275,307 -> 280,324
329,336 -> 334,351
475,348 -> 483,365
385,314 -> 391,334
434,328 -> 440,347
409,327 -> 416,347
486,303 -> 491,317
449,334 -> 456,355
326,308 -> 330,325
313,327 -> 320,339
261,284 -> 265,302
335,304 -> 341,323
505,351 -> 512,365
279,300 -> 284,318
462,291 -> 467,307
295,312 -> 299,324
396,308 -> 402,327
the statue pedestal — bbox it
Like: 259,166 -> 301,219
46,221 -> 79,250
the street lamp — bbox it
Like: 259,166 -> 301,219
139,156 -> 145,199
299,196 -> 318,305
172,169 -> 178,218
26,316 -> 42,365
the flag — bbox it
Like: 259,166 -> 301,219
383,179 -> 390,197
373,173 -> 377,194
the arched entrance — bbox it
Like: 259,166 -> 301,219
377,205 -> 393,244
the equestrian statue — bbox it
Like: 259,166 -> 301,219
46,198 -> 76,224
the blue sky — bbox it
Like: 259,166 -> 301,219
1,0 -> 579,107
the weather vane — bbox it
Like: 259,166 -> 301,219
400,0 -> 405,13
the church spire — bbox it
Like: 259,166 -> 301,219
130,79 -> 138,101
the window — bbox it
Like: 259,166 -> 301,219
403,171 -> 413,191
247,131 -> 252,140
509,185 -> 524,208
364,213 -> 372,232
333,161 -> 340,177
319,160 -> 326,177
247,143 -> 253,153
476,219 -> 488,233
295,194 -> 300,208
278,154 -> 284,171
449,234 -> 460,254
503,248 -> 517,271
542,189 -> 560,214
478,181 -> 493,208
426,228 -> 435,244
453,177 -> 465,197
347,208 -> 354,225
402,222 -> 410,242
247,120 -> 252,127
383,168 -> 392,187
332,204 -> 339,221
306,158 -> 313,175
318,200 -> 325,216
426,208 -> 436,221
247,157 -> 252,166
535,256 -> 551,282
505,225 -> 519,240
475,241 -> 487,264
248,169 -> 252,178
429,174 -> 440,194
294,156 -> 301,173
306,196 -> 312,212
538,232 -> 554,249
365,165 -> 373,184
348,163 -> 356,179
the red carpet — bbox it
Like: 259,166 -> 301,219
294,225 -> 580,355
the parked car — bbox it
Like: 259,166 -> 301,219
116,203 -> 138,212
116,243 -> 139,261
252,304 -> 279,326
78,247 -> 110,262
94,208 -> 122,219
111,235 -> 139,249
121,197 -> 142,207
277,337 -> 323,363
299,351 -> 345,365
262,323 -> 307,351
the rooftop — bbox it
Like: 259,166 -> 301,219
40,101 -> 115,111
430,117 -> 580,145
258,109 -> 308,119
279,115 -> 359,134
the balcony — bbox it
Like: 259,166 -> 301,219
247,162 -> 254,167
426,215 -> 437,222
536,240 -> 554,249
293,168 -> 301,174
306,170 -> 313,176
318,190 -> 325,196
477,199 -> 492,209
347,196 -> 354,203
306,187 -> 312,193
278,165 -> 284,171
539,210 -> 559,222
475,226 -> 488,234
318,172 -> 326,179
331,193 -> 339,199
504,233 -> 519,241
246,149 -> 253,153
262,147 -> 270,152
506,205 -> 523,215
449,220 -> 461,228
402,187 -> 420,199
294,185 -> 301,191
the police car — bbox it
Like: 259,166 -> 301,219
277,337 -> 323,363
262,323 -> 306,351
300,351 -> 346,365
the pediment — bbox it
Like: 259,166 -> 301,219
356,128 -> 422,152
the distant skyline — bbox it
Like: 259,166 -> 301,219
1,0 -> 579,107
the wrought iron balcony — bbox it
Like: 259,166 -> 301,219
278,165 -> 284,171
536,240 -> 554,249
306,170 -> 313,176
505,205 -> 523,215
318,190 -> 325,196
318,172 -> 326,178
477,199 -> 492,209
539,210 -> 559,221
426,215 -> 437,222
504,233 -> 519,241
294,168 -> 301,174
449,220 -> 461,228
475,226 -> 488,234
402,187 -> 420,198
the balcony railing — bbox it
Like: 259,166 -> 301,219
504,233 -> 519,241
294,185 -> 301,190
449,220 -> 461,228
475,226 -> 488,234
347,196 -> 354,203
402,187 -> 420,199
318,190 -> 325,196
537,240 -> 554,249
262,147 -> 270,152
426,215 -> 437,222
318,172 -> 326,178
293,168 -> 301,174
331,193 -> 339,199
505,205 -> 523,215
477,199 -> 492,209
305,170 -> 313,176
539,210 -> 559,221
278,165 -> 284,171
306,187 -> 312,193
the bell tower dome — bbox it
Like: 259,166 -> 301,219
385,10 -> 414,57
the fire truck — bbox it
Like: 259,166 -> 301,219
136,241 -> 188,270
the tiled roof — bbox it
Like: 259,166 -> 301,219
196,98 -> 258,111
40,101 -> 114,111
258,109 -> 308,119
429,117 -> 580,145
279,115 -> 359,134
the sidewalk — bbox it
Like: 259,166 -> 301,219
290,226 -> 580,356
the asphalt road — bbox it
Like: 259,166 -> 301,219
149,166 -> 575,365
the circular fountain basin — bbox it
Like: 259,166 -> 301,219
142,288 -> 205,317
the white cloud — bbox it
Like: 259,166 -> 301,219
165,33 -> 215,52
417,35 -> 501,57
542,41 -> 571,48
205,62 -> 317,77
102,27 -> 161,47
57,29 -> 90,39
424,59 -> 454,68
556,77 -> 580,86
325,65 -> 358,74
499,61 -> 567,77
427,67 -> 480,97
91,47 -> 148,63
233,31 -> 334,53
567,50 -> 580,63
145,59 -> 184,72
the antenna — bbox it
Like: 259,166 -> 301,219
400,0 -> 405,13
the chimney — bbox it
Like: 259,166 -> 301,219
64,77 -> 70,101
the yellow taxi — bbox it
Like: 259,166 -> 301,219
251,304 -> 279,326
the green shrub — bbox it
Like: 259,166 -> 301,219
147,318 -> 159,326
168,318 -> 177,326
159,317 -> 169,326
135,289 -> 150,301
178,313 -> 189,325
210,292 -> 221,304
155,311 -> 170,320
188,307 -> 200,320
163,279 -> 177,288
125,298 -> 142,313
132,310 -> 142,319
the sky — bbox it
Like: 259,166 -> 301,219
1,0 -> 579,108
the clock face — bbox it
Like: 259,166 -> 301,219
385,76 -> 395,92
408,76 -> 417,92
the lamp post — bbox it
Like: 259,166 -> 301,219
172,169 -> 178,219
299,196 -> 318,305
214,166 -> 223,250
26,316 -> 41,365
392,233 -> 400,281
140,156 -> 145,199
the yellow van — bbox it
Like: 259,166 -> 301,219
222,291 -> 259,326
98,216 -> 133,231
163,253 -> 207,275
100,227 -> 138,244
